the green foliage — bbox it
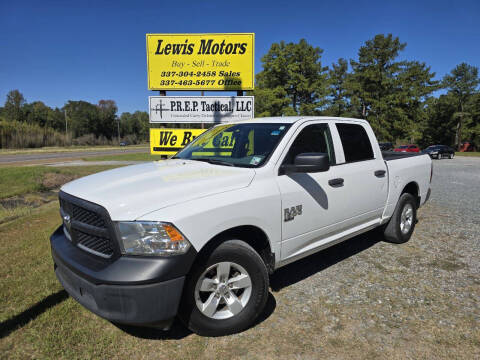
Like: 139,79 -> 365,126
64,100 -> 116,139
1,91 -> 150,148
468,93 -> 480,145
22,101 -> 65,130
250,87 -> 293,117
255,39 -> 328,115
3,90 -> 26,122
119,111 -> 149,141
442,63 -> 480,148
325,58 -> 352,117
254,34 -> 444,146
349,34 -> 439,141
421,94 -> 457,147
443,63 -> 479,104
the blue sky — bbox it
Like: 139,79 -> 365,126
1,0 -> 479,114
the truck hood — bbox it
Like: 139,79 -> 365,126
61,159 -> 255,220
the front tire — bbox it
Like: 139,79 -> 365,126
383,193 -> 417,244
179,240 -> 269,336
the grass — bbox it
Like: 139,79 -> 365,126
0,205 -> 35,225
0,144 -> 148,156
455,152 -> 480,157
0,165 -> 121,199
82,153 -> 165,162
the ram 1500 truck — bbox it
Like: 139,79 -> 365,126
51,117 -> 432,336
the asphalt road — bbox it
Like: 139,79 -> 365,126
0,147 -> 148,165
429,156 -> 480,224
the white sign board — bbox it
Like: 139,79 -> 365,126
149,96 -> 254,123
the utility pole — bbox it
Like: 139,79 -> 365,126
201,90 -> 204,129
64,109 -> 68,146
117,117 -> 120,145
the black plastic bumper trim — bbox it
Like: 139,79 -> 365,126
55,261 -> 184,324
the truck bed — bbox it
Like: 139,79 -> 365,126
382,151 -> 423,161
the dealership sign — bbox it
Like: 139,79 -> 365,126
149,96 -> 254,124
146,33 -> 254,90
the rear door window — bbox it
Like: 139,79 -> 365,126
335,123 -> 374,163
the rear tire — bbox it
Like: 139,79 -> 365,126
383,193 -> 417,244
179,240 -> 269,336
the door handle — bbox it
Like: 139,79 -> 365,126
328,178 -> 344,187
374,170 -> 386,177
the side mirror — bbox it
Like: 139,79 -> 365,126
280,153 -> 330,175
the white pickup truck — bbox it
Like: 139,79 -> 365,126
51,116 -> 432,336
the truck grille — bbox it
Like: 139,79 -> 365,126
59,193 -> 116,258
74,229 -> 114,257
72,205 -> 105,228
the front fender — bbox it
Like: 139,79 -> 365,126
136,179 -> 282,259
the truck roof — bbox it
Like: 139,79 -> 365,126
235,116 -> 369,124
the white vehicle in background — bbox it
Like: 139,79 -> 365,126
51,117 -> 432,336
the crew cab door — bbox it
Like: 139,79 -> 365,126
276,122 -> 346,261
330,122 -> 388,228
276,121 -> 388,262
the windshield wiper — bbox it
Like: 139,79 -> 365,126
190,158 -> 235,167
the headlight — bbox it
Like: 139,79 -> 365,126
116,221 -> 191,256
431,151 -> 438,154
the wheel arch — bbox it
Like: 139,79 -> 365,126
195,225 -> 275,274
401,181 -> 420,208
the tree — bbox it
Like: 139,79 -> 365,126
120,111 -> 149,141
46,107 -> 67,131
443,63 -> 480,149
252,87 -> 294,117
350,34 -> 438,141
467,93 -> 480,149
325,58 -> 352,117
97,100 -> 118,139
24,101 -> 50,126
63,100 -> 101,138
4,90 -> 26,122
394,61 -> 439,142
255,39 -> 328,115
421,94 -> 458,147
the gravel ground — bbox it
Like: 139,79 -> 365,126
114,156 -> 479,359
254,156 -> 480,359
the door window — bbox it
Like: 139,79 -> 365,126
335,123 -> 374,163
283,124 -> 335,165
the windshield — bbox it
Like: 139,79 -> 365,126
174,123 -> 291,167
398,145 -> 408,149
